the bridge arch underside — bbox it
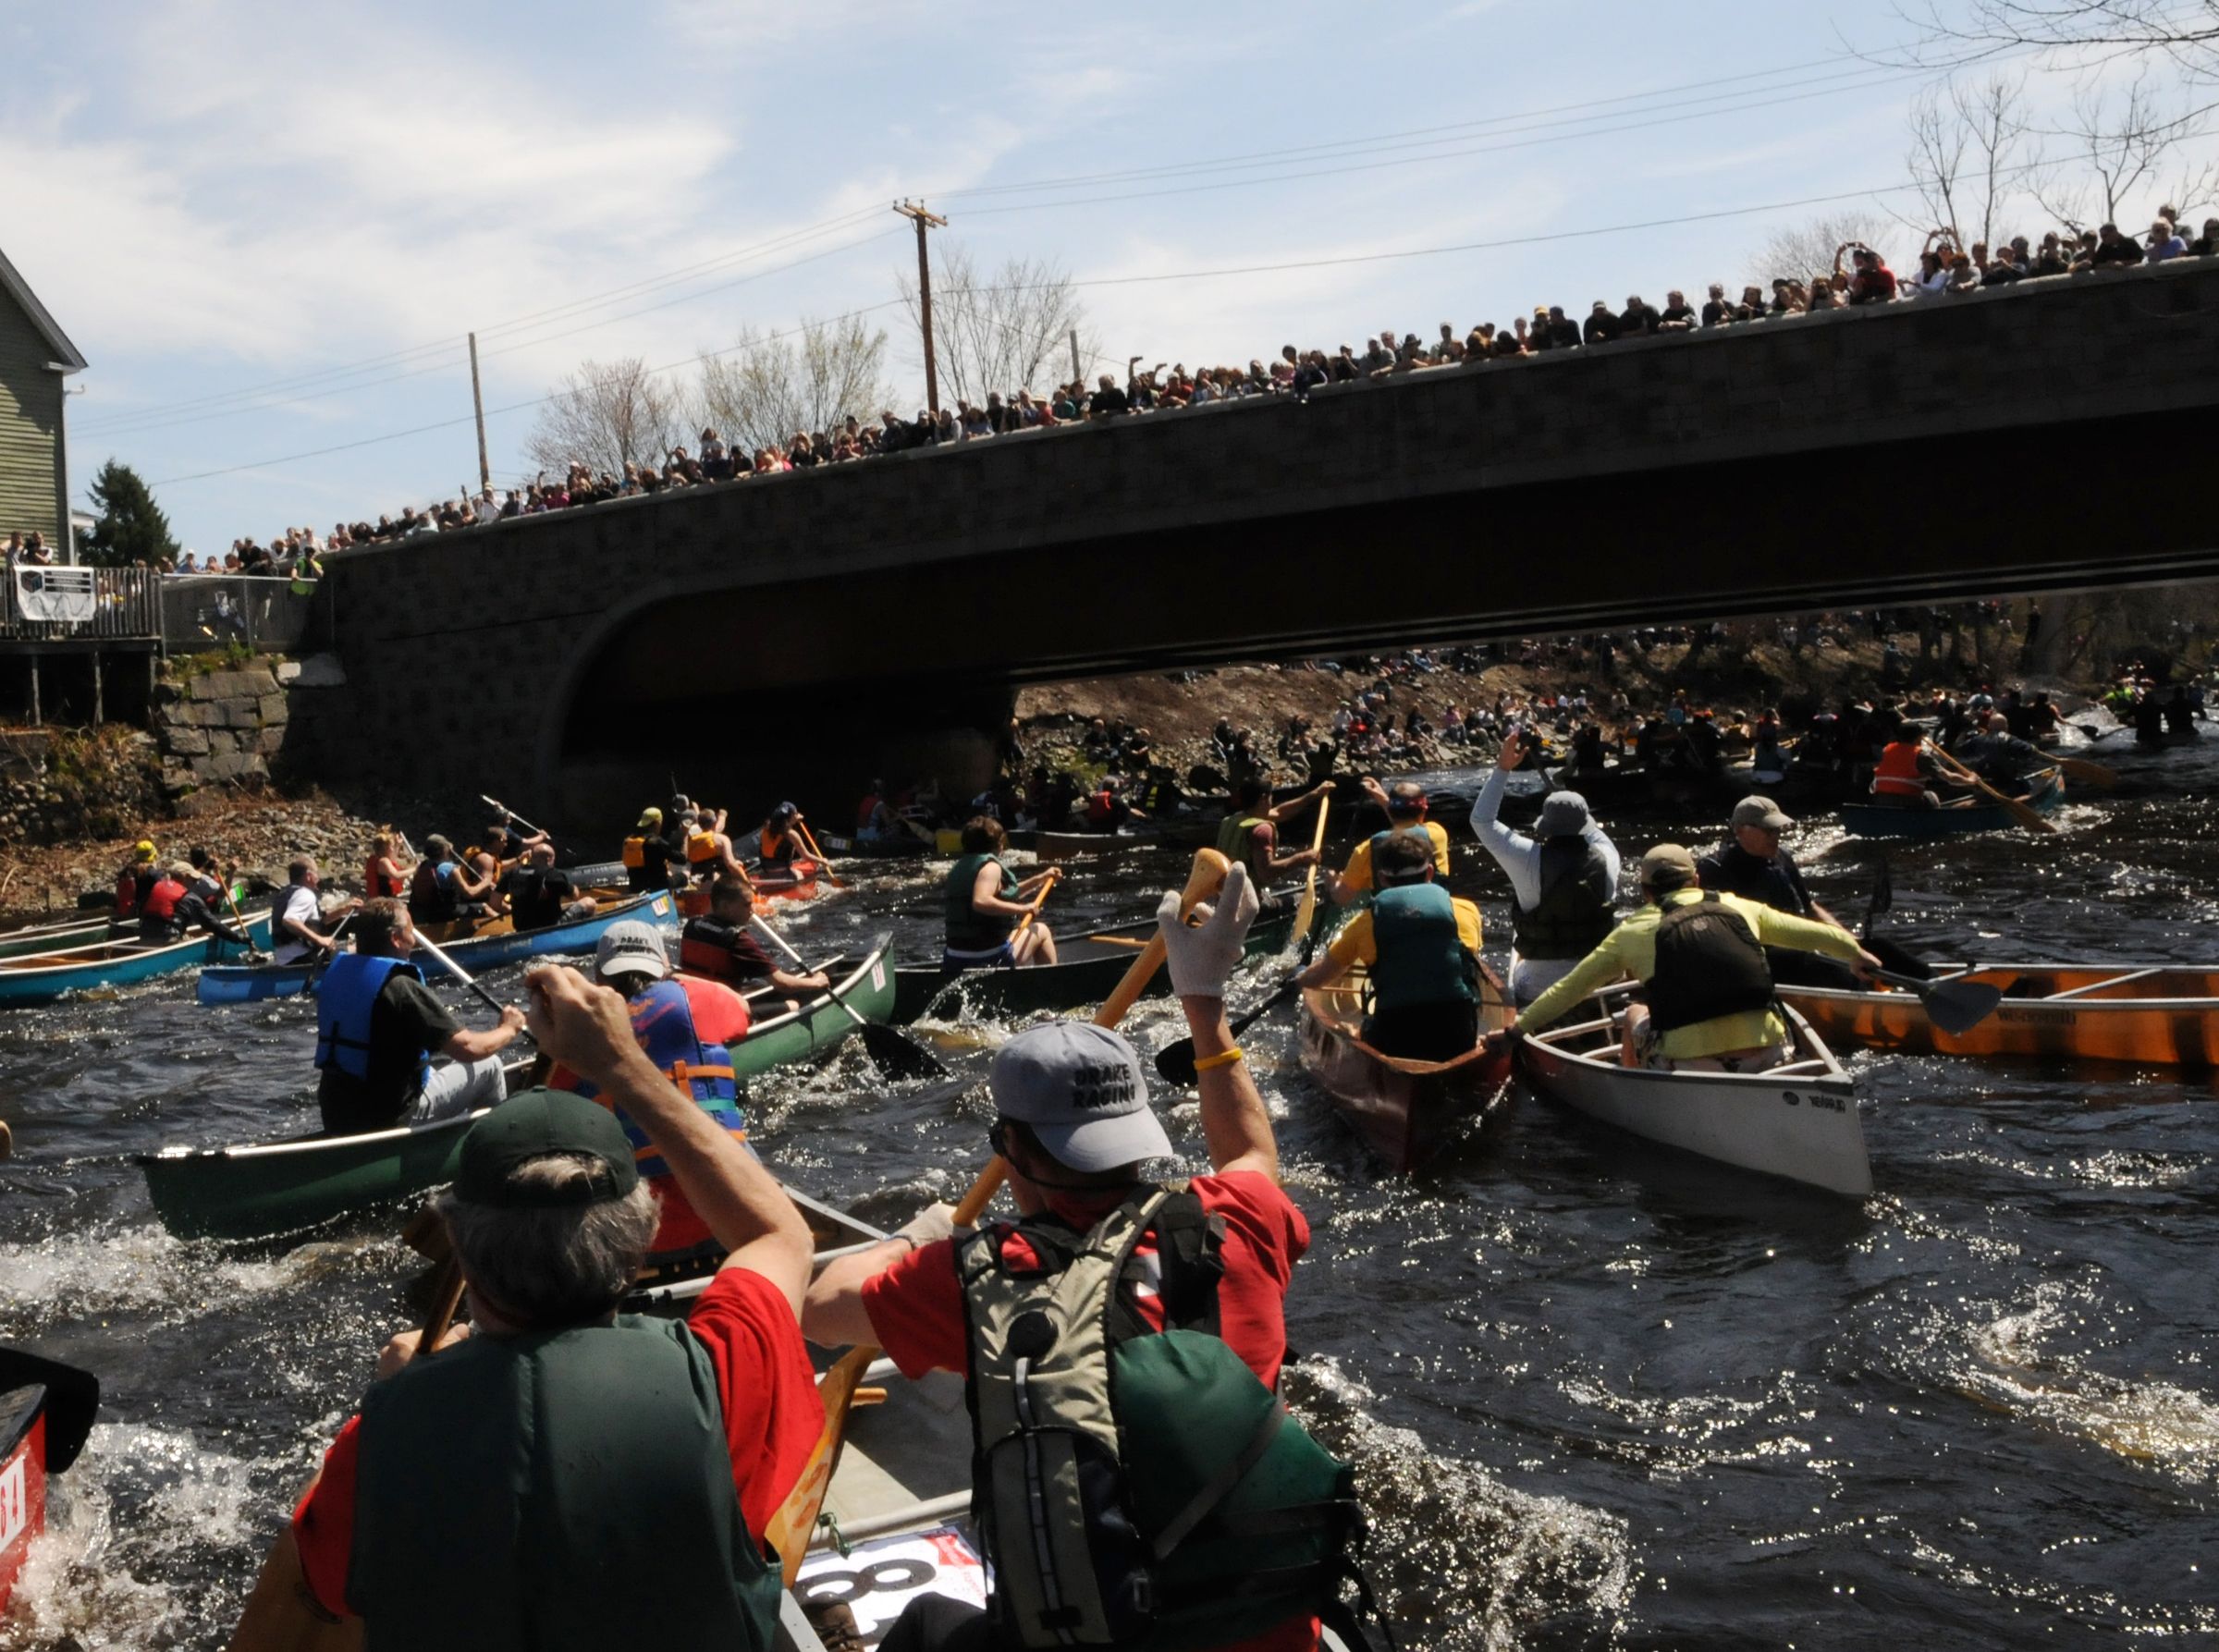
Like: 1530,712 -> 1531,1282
547,403 -> 2214,832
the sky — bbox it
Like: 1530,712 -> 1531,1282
5,0 -> 2208,556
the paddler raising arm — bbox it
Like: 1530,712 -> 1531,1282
288,960 -> 821,1649
1326,777 -> 1450,906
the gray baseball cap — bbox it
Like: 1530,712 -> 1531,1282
990,1021 -> 1171,1172
1731,796 -> 1794,831
1537,790 -> 1592,836
593,919 -> 668,981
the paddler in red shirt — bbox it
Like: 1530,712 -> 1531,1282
289,963 -> 823,1650
804,865 -> 1348,1652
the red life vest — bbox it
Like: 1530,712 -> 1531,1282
363,857 -> 404,899
116,867 -> 154,917
1873,740 -> 1927,796
140,875 -> 185,924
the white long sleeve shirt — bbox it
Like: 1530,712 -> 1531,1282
1469,763 -> 1622,913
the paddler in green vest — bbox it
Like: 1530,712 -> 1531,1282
1212,774 -> 1334,892
1296,829 -> 1484,1059
289,962 -> 824,1652
1326,777 -> 1452,905
944,814 -> 1057,969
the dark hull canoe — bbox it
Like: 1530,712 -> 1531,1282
1295,965 -> 1515,1173
196,890 -> 679,1006
1839,768 -> 2065,838
891,897 -> 1299,1026
0,915 -> 273,1009
143,938 -> 896,1240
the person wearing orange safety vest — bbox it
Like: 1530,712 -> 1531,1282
546,919 -> 754,1261
1869,716 -> 1941,809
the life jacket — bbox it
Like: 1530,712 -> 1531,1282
686,826 -> 722,872
680,915 -> 748,980
547,978 -> 746,1183
957,1188 -> 1374,1652
620,836 -> 648,871
855,793 -> 880,833
1364,824 -> 1437,887
1085,790 -> 1116,827
1367,883 -> 1477,1013
116,866 -> 155,918
408,859 -> 458,923
1513,838 -> 1614,961
757,826 -> 795,866
348,1315 -> 780,1652
1873,740 -> 1927,796
1645,893 -> 1774,1033
139,875 -> 185,926
1213,814 -> 1269,866
314,955 -> 432,1095
363,857 -> 403,899
946,852 -> 1020,950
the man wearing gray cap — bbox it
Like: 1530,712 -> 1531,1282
1698,796 -> 1857,988
803,865 -> 1330,1652
1473,731 -> 1621,1006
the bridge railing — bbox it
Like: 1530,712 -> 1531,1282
158,574 -> 326,655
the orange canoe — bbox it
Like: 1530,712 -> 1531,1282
1781,963 -> 2219,1069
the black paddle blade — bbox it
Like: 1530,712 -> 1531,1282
1922,979 -> 2004,1036
1867,936 -> 1932,981
1155,1037 -> 1200,1087
1865,858 -> 1894,930
861,1023 -> 946,1081
0,1346 -> 100,1473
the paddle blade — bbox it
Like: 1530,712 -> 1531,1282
1922,979 -> 2004,1036
860,1023 -> 945,1080
1154,1037 -> 1199,1087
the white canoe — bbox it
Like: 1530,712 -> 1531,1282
1517,985 -> 1870,1197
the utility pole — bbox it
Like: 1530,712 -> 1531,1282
893,200 -> 949,414
468,331 -> 491,493
1069,329 -> 1082,385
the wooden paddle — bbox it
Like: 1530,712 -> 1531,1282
2046,753 -> 2116,788
227,1242 -> 469,1650
1289,792 -> 1330,958
747,912 -> 941,1080
791,820 -> 846,891
766,848 -> 1231,1582
478,794 -> 550,840
1930,746 -> 2056,835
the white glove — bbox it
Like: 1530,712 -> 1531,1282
897,1201 -> 965,1249
1158,863 -> 1260,998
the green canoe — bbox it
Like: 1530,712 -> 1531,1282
139,936 -> 896,1241
891,896 -> 1300,1026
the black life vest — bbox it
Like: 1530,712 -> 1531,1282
1513,838 -> 1615,961
680,914 -> 766,980
408,860 -> 456,924
1645,893 -> 1774,1033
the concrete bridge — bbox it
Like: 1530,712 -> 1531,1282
319,257 -> 2219,832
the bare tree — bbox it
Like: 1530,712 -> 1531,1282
1903,73 -> 2034,248
1748,210 -> 1901,285
524,357 -> 683,477
693,314 -> 896,456
2031,68 -> 2207,229
1888,2 -> 2219,79
899,244 -> 1101,408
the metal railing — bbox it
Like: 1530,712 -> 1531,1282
0,566 -> 162,641
158,574 -> 325,655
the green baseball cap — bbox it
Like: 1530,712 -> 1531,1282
454,1087 -> 638,1208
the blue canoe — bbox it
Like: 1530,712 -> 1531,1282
195,889 -> 678,1006
1839,767 -> 2066,839
0,913 -> 273,1009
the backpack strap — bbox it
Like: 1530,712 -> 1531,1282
1149,1403 -> 1287,1560
1109,1184 -> 1225,1344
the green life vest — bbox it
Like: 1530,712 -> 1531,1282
347,1315 -> 780,1652
1368,883 -> 1477,1013
1213,814 -> 1268,867
958,1189 -> 1373,1652
946,852 -> 1020,949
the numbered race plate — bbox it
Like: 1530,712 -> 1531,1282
796,1524 -> 987,1646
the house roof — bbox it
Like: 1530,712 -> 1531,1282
0,244 -> 88,373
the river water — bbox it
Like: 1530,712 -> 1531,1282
2,740 -> 2214,1649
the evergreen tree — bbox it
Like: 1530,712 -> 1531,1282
82,460 -> 181,569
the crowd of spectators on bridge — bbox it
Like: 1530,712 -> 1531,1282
142,204 -> 2213,565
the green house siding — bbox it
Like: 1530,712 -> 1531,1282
0,283 -> 66,545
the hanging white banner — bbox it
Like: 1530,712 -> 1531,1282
14,567 -> 97,624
